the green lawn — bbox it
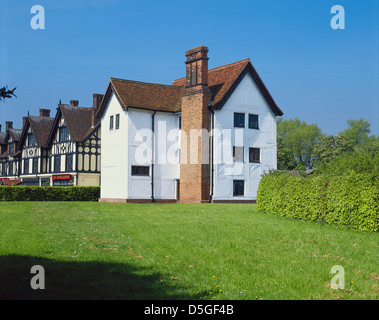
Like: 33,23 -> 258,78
0,202 -> 378,300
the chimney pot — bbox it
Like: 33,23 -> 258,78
70,100 -> 79,107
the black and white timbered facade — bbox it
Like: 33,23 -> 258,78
0,96 -> 103,187
47,108 -> 101,186
0,122 -> 22,182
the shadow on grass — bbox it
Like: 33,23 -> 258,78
0,255 -> 196,300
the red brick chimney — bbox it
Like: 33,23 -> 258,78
179,46 -> 212,203
70,100 -> 79,107
91,94 -> 104,127
185,46 -> 209,88
39,109 -> 51,117
93,93 -> 104,112
5,121 -> 13,131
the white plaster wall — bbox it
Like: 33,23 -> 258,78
153,113 -> 180,199
213,73 -> 277,200
100,93 -> 128,199
128,109 -> 152,199
127,109 -> 180,199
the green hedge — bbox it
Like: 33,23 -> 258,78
0,186 -> 100,202
325,175 -> 379,232
257,172 -> 379,232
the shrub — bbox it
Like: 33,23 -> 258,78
257,171 -> 379,232
0,186 -> 100,202
325,174 -> 379,232
257,172 -> 327,222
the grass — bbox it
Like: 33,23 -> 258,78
0,202 -> 378,300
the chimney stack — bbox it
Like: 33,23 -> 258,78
0,124 -> 2,132
185,46 -> 209,89
5,121 -> 13,131
39,109 -> 51,117
179,46 -> 212,203
93,93 -> 104,112
70,100 -> 79,107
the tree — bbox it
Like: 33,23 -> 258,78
277,134 -> 297,170
277,118 -> 324,170
0,86 -> 17,102
313,134 -> 354,164
338,118 -> 371,146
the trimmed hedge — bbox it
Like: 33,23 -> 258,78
257,172 -> 379,232
0,186 -> 100,202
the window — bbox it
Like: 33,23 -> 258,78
9,162 -> 13,175
41,178 -> 50,186
131,165 -> 150,176
22,178 -> 39,186
110,115 -> 114,130
59,126 -> 69,142
234,113 -> 245,128
2,163 -> 6,176
233,180 -> 245,197
53,179 -> 74,187
24,159 -> 29,174
233,146 -> 244,162
248,114 -> 259,129
249,148 -> 260,163
66,154 -> 73,172
54,155 -> 61,172
28,133 -> 36,146
115,114 -> 120,130
9,143 -> 14,155
32,158 -> 38,173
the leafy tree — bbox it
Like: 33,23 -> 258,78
277,118 -> 324,170
338,118 -> 371,146
277,134 -> 297,170
313,134 -> 354,164
0,86 -> 17,102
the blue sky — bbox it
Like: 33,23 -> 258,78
1,0 -> 378,135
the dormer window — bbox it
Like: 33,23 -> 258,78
9,143 -> 14,155
28,133 -> 36,146
59,126 -> 69,142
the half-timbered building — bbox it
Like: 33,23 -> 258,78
0,121 -> 22,181
18,109 -> 55,186
45,97 -> 102,186
1,95 -> 102,187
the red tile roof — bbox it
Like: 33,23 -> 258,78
172,58 -> 250,109
111,78 -> 185,112
97,57 -> 283,116
173,58 -> 283,115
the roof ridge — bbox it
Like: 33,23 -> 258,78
111,77 -> 182,89
29,115 -> 54,119
209,58 -> 250,73
172,58 -> 250,83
